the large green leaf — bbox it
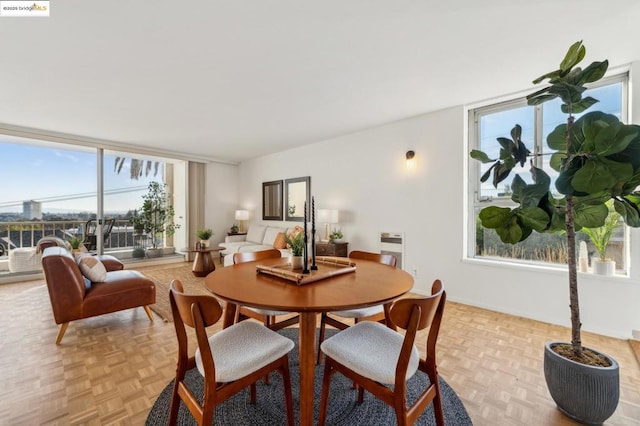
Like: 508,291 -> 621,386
480,163 -> 496,183
510,167 -> 550,207
563,96 -> 598,114
547,123 -> 567,151
559,40 -> 586,72
497,137 -> 513,151
573,202 -> 608,228
607,126 -> 640,168
493,162 -> 513,187
478,206 -> 512,228
615,197 -> 640,227
572,158 -> 632,193
550,152 -> 565,172
592,122 -> 636,156
527,92 -> 559,106
516,207 -> 550,232
576,60 -> 608,85
470,150 -> 495,163
495,216 -> 523,244
620,171 -> 640,194
532,70 -> 561,85
549,83 -> 585,106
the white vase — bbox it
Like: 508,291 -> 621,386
290,256 -> 304,270
592,258 -> 615,276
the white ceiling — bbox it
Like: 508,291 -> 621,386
2,1 -> 640,164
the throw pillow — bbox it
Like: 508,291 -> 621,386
77,254 -> 107,283
273,232 -> 287,249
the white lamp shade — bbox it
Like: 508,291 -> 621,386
317,209 -> 339,223
235,210 -> 249,221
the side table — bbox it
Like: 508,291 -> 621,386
315,241 -> 348,257
182,247 -> 222,277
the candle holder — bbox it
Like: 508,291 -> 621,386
311,196 -> 318,270
303,201 -> 310,274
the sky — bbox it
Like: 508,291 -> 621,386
0,139 -> 162,215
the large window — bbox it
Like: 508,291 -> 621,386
0,135 -> 187,271
469,74 -> 628,272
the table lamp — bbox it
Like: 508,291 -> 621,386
235,210 -> 249,233
317,209 -> 339,242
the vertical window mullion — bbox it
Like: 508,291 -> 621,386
534,104 -> 544,169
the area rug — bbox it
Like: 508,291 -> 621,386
139,264 -> 210,322
146,328 -> 472,425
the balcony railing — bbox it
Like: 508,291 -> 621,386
0,219 -> 142,257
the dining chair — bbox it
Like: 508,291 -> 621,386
233,249 -> 300,331
317,250 -> 397,363
168,280 -> 295,426
318,280 -> 446,426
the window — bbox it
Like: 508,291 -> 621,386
469,74 -> 628,272
0,135 -> 187,271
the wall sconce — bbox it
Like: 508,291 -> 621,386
406,150 -> 416,170
235,210 -> 249,233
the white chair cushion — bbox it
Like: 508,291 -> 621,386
320,321 -> 420,384
262,227 -> 284,245
331,305 -> 384,319
195,321 -> 294,383
247,306 -> 290,316
245,225 -> 267,244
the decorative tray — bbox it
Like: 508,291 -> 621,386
256,256 -> 356,286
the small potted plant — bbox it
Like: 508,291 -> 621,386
67,236 -> 83,254
581,201 -> 621,276
329,229 -> 344,243
230,224 -> 239,234
196,228 -> 214,248
284,231 -> 305,269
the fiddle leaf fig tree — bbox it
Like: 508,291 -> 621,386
470,41 -> 640,360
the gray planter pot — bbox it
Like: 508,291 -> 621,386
146,248 -> 164,258
544,342 -> 619,425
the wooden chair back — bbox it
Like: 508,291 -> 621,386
233,249 -> 282,264
168,279 -> 295,426
389,279 -> 443,331
349,250 -> 397,267
170,279 -> 223,329
318,279 -> 447,426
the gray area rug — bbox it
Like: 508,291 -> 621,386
146,328 -> 472,425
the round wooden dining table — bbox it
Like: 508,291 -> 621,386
204,256 -> 414,426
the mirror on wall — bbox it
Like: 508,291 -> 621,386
285,176 -> 311,222
262,180 -> 283,220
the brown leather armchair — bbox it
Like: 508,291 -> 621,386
36,236 -> 124,271
41,246 -> 156,344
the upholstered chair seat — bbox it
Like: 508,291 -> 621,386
320,321 -> 420,384
195,321 -> 294,382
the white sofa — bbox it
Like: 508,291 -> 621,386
219,225 -> 297,266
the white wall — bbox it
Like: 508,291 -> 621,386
205,67 -> 640,340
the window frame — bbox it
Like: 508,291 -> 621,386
467,72 -> 630,270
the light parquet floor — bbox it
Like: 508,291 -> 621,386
0,262 -> 639,425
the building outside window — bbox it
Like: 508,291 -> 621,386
468,74 -> 628,273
